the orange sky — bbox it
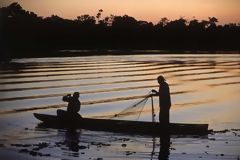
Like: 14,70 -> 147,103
2,0 -> 240,24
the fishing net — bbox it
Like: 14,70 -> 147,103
111,91 -> 152,120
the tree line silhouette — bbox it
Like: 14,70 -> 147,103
1,3 -> 239,58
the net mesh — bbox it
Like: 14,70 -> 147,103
111,92 -> 152,120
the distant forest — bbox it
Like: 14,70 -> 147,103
1,3 -> 240,58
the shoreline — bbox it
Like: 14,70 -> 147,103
1,50 -> 240,61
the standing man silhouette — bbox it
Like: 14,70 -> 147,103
152,75 -> 171,124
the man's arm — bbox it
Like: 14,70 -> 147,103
62,94 -> 71,102
151,89 -> 159,96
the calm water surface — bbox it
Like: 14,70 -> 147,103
0,54 -> 239,159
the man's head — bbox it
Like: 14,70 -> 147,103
157,75 -> 165,84
73,92 -> 80,98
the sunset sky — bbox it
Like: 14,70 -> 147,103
2,0 -> 240,24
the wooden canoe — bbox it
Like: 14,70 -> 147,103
34,113 -> 209,135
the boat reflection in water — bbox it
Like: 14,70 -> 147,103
64,129 -> 81,152
60,128 -> 171,160
35,122 -> 209,160
62,129 -> 170,159
158,134 -> 170,160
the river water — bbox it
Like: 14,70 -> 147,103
0,54 -> 239,159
